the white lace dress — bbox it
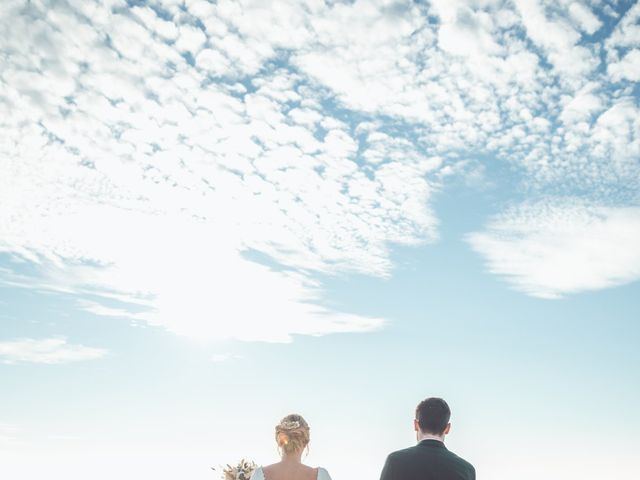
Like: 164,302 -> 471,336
250,466 -> 332,480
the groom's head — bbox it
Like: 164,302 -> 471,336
414,397 -> 451,438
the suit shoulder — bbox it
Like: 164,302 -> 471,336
447,451 -> 475,474
387,444 -> 422,460
390,444 -> 420,455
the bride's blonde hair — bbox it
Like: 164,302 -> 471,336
275,414 -> 310,454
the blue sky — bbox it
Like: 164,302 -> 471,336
1,0 -> 639,479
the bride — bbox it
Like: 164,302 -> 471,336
250,414 -> 332,480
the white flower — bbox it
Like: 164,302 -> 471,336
214,459 -> 257,480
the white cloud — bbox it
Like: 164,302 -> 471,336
131,6 -> 179,41
174,25 -> 207,55
0,338 -> 107,364
514,0 -> 598,81
0,205 -> 386,342
0,1 -> 443,342
568,2 -> 602,35
605,2 -> 640,53
467,199 -> 640,298
433,3 -> 502,57
608,49 -> 640,82
0,0 -> 639,322
590,98 -> 640,167
559,82 -> 603,124
196,48 -> 232,76
211,353 -> 242,363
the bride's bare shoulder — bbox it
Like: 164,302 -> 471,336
261,463 -> 318,480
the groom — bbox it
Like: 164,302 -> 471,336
379,397 -> 475,480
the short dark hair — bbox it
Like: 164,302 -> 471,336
415,397 -> 451,434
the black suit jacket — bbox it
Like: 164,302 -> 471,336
380,440 -> 475,480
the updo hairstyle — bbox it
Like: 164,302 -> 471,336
275,414 -> 310,454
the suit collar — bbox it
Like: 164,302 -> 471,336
418,439 -> 447,449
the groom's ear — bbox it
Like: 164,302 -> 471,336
443,423 -> 451,435
413,419 -> 420,432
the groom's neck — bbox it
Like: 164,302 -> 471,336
417,432 -> 445,443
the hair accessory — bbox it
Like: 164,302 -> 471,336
279,420 -> 301,430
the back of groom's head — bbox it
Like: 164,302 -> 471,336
416,397 -> 451,434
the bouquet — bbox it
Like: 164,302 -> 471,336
213,459 -> 257,480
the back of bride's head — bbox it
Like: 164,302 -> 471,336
275,414 -> 310,454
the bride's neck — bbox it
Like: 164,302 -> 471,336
281,451 -> 303,464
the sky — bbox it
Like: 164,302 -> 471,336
0,0 -> 639,478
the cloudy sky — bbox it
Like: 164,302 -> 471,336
1,0 -> 639,478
